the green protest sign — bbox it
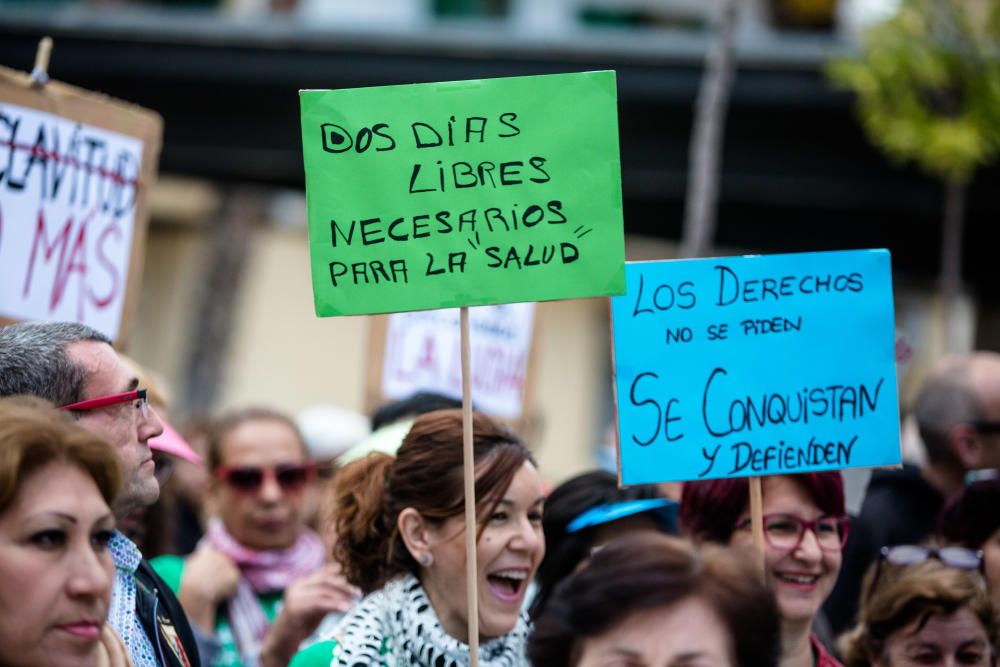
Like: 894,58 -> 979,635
300,71 -> 626,317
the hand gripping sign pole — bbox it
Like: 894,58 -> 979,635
460,307 -> 480,666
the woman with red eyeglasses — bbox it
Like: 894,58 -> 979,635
680,473 -> 850,667
151,407 -> 361,667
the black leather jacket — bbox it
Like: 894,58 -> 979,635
135,559 -> 202,667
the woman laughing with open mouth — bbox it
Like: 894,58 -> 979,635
291,409 -> 544,667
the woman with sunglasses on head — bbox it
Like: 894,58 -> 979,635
290,409 -> 545,667
839,545 -> 998,667
151,407 -> 360,667
681,473 -> 849,667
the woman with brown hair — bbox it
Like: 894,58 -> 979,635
0,396 -> 128,667
527,532 -> 781,667
839,546 -> 999,667
291,409 -> 545,667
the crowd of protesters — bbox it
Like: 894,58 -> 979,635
0,319 -> 998,667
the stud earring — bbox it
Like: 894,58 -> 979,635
419,553 -> 433,566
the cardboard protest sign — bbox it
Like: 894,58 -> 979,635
0,65 -> 162,344
378,303 -> 535,419
611,250 -> 901,484
300,71 -> 625,317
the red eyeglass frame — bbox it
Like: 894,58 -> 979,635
61,389 -> 148,418
735,513 -> 851,552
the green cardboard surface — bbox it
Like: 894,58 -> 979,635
300,71 -> 626,317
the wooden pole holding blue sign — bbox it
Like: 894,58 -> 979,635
300,71 -> 627,663
749,476 -> 766,581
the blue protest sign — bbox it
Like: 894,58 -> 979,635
611,250 -> 901,484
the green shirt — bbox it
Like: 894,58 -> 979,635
289,640 -> 338,667
289,638 -> 395,667
151,555 -> 283,667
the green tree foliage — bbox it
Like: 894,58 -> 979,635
828,0 -> 1000,185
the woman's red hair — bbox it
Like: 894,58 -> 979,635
680,472 -> 845,543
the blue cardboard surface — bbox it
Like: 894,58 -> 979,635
611,250 -> 901,484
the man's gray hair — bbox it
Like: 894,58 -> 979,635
0,321 -> 111,406
914,357 -> 982,465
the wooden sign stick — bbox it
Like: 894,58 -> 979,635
460,306 -> 480,667
749,476 -> 767,582
30,37 -> 53,87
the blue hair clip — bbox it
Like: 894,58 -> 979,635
566,498 -> 679,534
965,468 -> 999,486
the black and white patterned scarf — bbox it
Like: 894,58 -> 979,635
322,574 -> 531,667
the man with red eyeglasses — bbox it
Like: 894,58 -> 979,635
0,321 -> 201,667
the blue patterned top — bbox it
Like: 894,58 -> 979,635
109,530 -> 162,667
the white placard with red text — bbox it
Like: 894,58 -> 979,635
381,303 -> 534,419
0,102 -> 143,340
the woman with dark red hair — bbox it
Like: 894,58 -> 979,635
937,477 -> 1000,604
681,473 -> 849,667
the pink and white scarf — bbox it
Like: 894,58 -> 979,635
204,519 -> 326,666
